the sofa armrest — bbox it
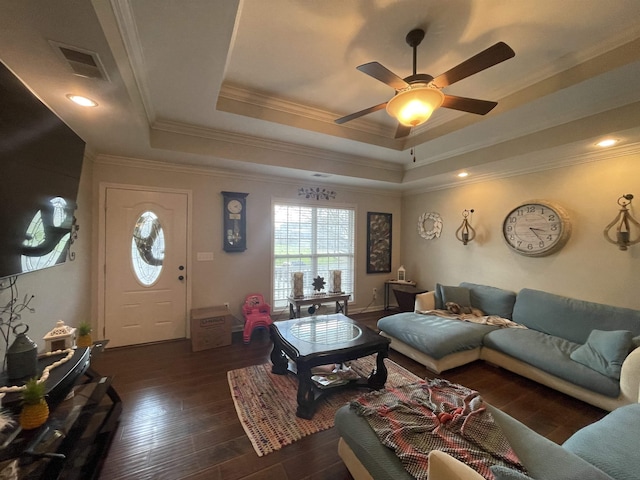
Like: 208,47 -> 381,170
620,346 -> 640,404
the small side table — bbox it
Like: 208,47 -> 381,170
384,280 -> 417,310
287,293 -> 350,319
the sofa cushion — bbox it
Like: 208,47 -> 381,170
490,466 -> 534,480
483,328 -> 621,397
459,283 -> 517,319
378,312 -> 497,360
335,402 -> 614,480
512,289 -> 640,344
563,403 -> 640,480
489,406 -> 614,480
335,405 -> 413,480
570,329 -> 633,379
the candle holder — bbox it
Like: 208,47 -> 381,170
603,194 -> 640,251
291,272 -> 304,298
329,270 -> 343,294
455,209 -> 476,245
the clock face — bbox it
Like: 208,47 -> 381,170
227,199 -> 243,214
502,201 -> 571,257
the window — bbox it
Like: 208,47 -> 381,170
273,203 -> 355,309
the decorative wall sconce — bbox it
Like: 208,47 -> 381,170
455,209 -> 476,245
604,194 -> 640,251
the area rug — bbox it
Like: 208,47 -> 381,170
227,355 -> 423,456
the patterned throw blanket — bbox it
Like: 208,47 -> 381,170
350,379 -> 527,479
418,309 -> 527,329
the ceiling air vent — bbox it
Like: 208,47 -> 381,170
50,41 -> 109,81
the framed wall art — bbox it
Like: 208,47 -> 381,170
366,212 -> 392,274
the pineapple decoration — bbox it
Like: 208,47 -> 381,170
20,377 -> 49,430
76,321 -> 93,348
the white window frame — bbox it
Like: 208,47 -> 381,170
272,199 -> 356,311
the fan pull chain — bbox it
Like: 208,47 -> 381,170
410,148 -> 416,163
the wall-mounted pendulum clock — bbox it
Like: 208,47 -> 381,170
221,191 -> 248,252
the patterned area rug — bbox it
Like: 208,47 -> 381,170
227,355 -> 422,456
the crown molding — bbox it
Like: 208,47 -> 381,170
404,141 -> 640,196
93,154 -> 403,198
151,118 -> 401,172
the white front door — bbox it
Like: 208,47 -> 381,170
104,188 -> 188,348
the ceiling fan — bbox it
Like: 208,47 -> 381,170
335,28 -> 515,138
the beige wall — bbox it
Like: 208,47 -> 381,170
401,154 -> 640,310
5,151 -> 638,361
92,157 -> 403,322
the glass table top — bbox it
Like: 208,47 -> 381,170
290,317 -> 362,344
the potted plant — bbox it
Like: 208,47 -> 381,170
19,378 -> 48,430
76,321 -> 93,348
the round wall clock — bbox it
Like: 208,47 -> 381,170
502,200 -> 571,257
418,212 -> 443,240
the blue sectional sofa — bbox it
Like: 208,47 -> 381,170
377,283 -> 640,411
335,400 -> 640,480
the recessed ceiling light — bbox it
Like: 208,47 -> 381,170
457,172 -> 469,178
66,94 -> 98,107
596,138 -> 618,147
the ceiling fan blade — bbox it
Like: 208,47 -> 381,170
334,102 -> 387,124
357,62 -> 410,90
395,124 -> 412,138
432,42 -> 515,88
441,94 -> 498,115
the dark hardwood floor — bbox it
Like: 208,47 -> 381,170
92,311 -> 607,480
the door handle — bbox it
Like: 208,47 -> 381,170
179,265 -> 185,270
178,275 -> 184,281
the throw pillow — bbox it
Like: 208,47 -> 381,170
570,329 -> 634,379
427,450 -> 485,480
415,291 -> 436,312
439,285 -> 472,309
490,466 -> 534,480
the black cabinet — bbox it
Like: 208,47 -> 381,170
0,346 -> 121,479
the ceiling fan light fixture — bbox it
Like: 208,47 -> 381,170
386,87 -> 444,127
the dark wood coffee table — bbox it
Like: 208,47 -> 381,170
269,313 -> 390,419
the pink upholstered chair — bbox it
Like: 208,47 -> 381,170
242,293 -> 273,343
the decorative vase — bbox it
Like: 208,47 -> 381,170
7,324 -> 38,380
291,272 -> 304,298
20,399 -> 49,430
76,334 -> 93,348
329,270 -> 342,293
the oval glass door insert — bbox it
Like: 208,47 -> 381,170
131,211 -> 165,286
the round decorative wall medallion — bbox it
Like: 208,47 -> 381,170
418,212 -> 443,240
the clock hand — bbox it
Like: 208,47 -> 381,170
529,227 -> 544,240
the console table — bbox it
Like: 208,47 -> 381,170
383,280 -> 417,310
288,293 -> 350,319
0,344 -> 121,479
